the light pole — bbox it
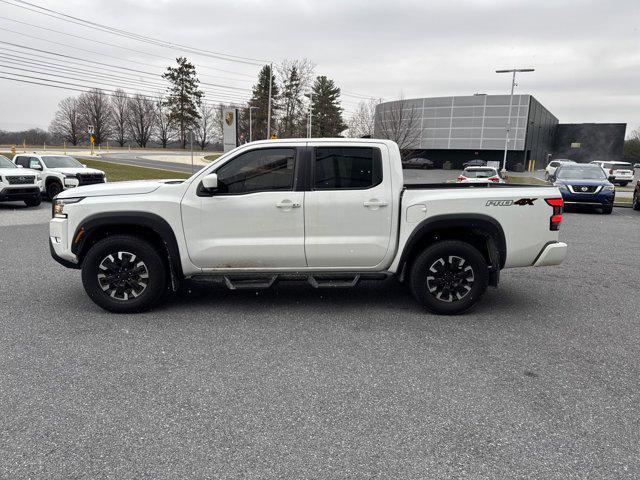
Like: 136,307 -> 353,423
495,68 -> 534,173
248,106 -> 258,142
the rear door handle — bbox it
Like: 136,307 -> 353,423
363,200 -> 389,208
276,200 -> 301,209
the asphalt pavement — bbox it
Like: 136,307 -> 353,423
1,201 -> 639,478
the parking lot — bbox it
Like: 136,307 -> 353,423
1,195 -> 639,478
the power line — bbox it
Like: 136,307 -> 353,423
0,42 -> 254,89
0,51 -> 252,99
0,70 -> 249,108
0,26 -> 257,81
0,0 -> 268,65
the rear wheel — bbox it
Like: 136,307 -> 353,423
633,192 -> 640,211
46,181 -> 62,199
409,240 -> 489,315
24,195 -> 41,207
81,235 -> 167,313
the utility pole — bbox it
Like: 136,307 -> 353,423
248,106 -> 258,142
266,62 -> 273,139
190,130 -> 194,173
304,91 -> 314,138
495,68 -> 534,173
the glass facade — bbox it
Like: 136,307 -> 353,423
375,94 -> 534,151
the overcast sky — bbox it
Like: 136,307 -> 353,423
1,0 -> 639,135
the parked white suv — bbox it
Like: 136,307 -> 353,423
13,154 -> 106,199
49,138 -> 567,315
590,161 -> 634,186
457,166 -> 505,183
545,159 -> 575,181
0,155 -> 42,206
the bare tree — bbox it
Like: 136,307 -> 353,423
78,88 -> 112,145
49,97 -> 84,145
127,94 -> 156,147
111,89 -> 129,147
195,102 -> 218,150
347,98 -> 380,138
155,96 -> 174,148
375,95 -> 422,155
276,59 -> 315,137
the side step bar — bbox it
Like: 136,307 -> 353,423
193,272 -> 389,290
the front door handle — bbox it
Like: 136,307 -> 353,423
276,200 -> 301,209
363,199 -> 389,209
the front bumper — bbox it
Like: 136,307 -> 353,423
0,186 -> 40,201
534,242 -> 568,267
560,190 -> 614,206
49,217 -> 79,268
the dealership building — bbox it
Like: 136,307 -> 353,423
373,94 -> 626,170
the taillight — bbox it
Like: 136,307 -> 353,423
488,176 -> 500,182
457,175 -> 466,182
545,198 -> 563,231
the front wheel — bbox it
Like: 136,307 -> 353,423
633,192 -> 640,211
409,240 -> 489,315
602,205 -> 613,214
619,182 -> 629,187
47,181 -> 62,199
81,235 -> 167,313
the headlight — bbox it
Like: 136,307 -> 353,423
602,185 -> 615,192
52,197 -> 83,218
64,173 -> 77,179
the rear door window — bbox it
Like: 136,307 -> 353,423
313,147 -> 382,190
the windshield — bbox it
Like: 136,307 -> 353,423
463,168 -> 496,178
557,165 -> 606,180
41,156 -> 83,168
0,156 -> 17,168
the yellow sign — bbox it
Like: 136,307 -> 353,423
90,135 -> 94,144
270,134 -> 278,139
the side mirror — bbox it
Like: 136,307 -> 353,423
16,164 -> 23,168
202,173 -> 218,190
82,164 -> 87,168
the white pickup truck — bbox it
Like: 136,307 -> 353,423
49,139 -> 567,315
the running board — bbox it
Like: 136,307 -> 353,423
307,274 -> 361,288
223,275 -> 277,290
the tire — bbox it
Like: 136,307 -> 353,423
602,205 -> 613,214
81,235 -> 167,313
619,182 -> 629,187
409,240 -> 489,315
47,181 -> 63,199
24,195 -> 41,207
633,192 -> 640,211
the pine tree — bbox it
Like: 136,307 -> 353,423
248,65 -> 279,140
163,57 -> 203,148
311,76 -> 346,137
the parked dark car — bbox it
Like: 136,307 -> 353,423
552,163 -> 615,214
462,159 -> 487,168
402,157 -> 435,169
633,179 -> 640,210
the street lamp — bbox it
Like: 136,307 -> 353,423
248,106 -> 258,142
495,68 -> 534,173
